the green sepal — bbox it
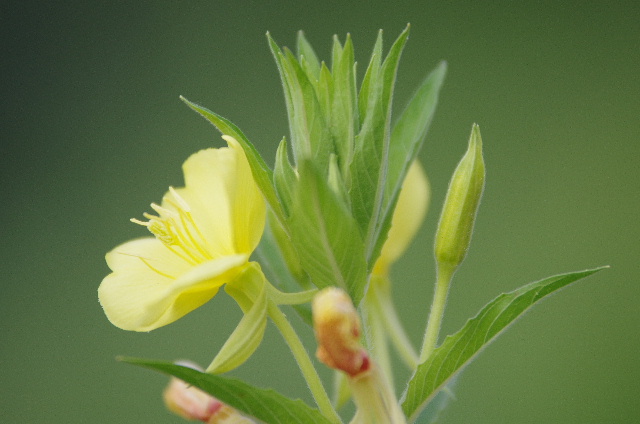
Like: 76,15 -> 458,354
119,358 -> 333,424
434,124 -> 485,269
207,265 -> 267,374
179,96 -> 286,226
287,160 -> 368,305
401,266 -> 608,422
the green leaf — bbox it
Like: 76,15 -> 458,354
274,137 -> 298,217
120,358 -> 333,424
330,34 -> 357,177
316,63 -> 334,120
287,160 -> 368,304
357,30 -> 383,121
179,96 -> 285,225
296,31 -> 321,79
207,276 -> 267,374
401,266 -> 608,422
365,62 -> 447,275
385,61 -> 447,204
349,26 -> 410,265
267,34 -> 333,171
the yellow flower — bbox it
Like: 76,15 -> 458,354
373,161 -> 430,276
98,135 -> 266,331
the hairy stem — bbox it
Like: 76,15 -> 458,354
268,301 -> 342,424
420,263 -> 455,363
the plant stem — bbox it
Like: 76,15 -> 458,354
369,275 -> 419,369
420,263 -> 455,363
267,301 -> 342,424
365,297 -> 394,393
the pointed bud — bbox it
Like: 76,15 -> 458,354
312,288 -> 369,377
373,160 -> 430,277
435,124 -> 485,270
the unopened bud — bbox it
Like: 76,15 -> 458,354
312,288 -> 369,377
163,361 -> 255,423
435,124 -> 485,270
374,160 -> 430,277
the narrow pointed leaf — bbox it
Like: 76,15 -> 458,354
316,63 -> 334,118
331,34 -> 357,176
297,31 -> 321,79
366,62 -> 447,272
120,358 -> 333,424
274,137 -> 298,216
349,26 -> 410,264
180,96 -> 285,225
386,61 -> 447,204
269,32 -> 333,170
330,35 -> 344,72
358,30 -> 383,120
267,32 -> 296,150
288,160 -> 368,304
402,267 -> 607,422
282,48 -> 334,170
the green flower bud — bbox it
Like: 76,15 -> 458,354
435,124 -> 485,270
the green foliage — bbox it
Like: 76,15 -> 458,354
401,267 -> 607,422
287,160 -> 368,304
120,358 -> 333,424
266,26 -> 447,303
110,28 -> 606,424
349,27 -> 409,265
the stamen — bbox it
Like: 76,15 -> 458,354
148,220 -> 176,245
128,191 -> 213,265
150,203 -> 176,217
168,186 -> 191,211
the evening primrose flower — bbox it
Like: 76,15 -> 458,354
98,135 -> 266,332
373,161 -> 430,277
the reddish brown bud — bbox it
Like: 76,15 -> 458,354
312,288 -> 370,377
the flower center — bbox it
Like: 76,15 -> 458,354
131,187 -> 212,265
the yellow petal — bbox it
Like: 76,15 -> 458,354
98,237 -> 248,331
222,135 -> 267,255
175,137 -> 266,258
374,161 -> 430,276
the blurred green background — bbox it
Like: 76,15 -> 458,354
2,1 -> 638,422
